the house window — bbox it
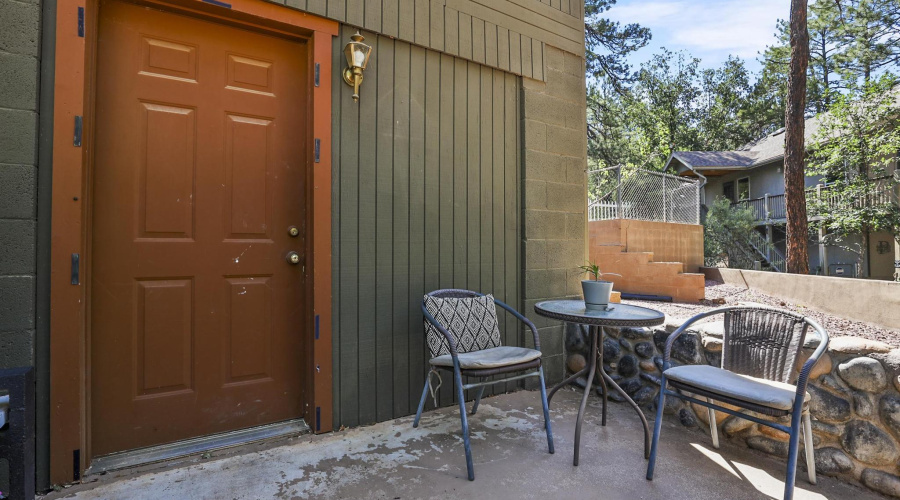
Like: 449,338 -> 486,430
737,177 -> 750,200
723,181 -> 735,202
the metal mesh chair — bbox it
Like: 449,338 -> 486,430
646,306 -> 829,500
413,289 -> 554,480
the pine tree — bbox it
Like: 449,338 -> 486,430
584,0 -> 651,92
784,0 -> 811,275
835,0 -> 900,84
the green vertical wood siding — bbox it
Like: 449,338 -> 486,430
266,0 -> 587,81
331,26 -> 522,428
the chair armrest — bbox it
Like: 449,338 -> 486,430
794,317 -> 830,399
494,298 -> 541,352
421,303 -> 460,357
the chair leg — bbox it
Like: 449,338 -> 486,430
470,386 -> 486,415
454,367 -> 475,481
413,371 -> 431,428
706,398 -> 720,449
538,367 -> 555,454
646,376 -> 667,480
803,411 -> 817,485
783,407 -> 804,500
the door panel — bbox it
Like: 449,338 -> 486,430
91,0 -> 308,456
140,103 -> 196,238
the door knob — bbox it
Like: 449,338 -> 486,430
286,251 -> 301,265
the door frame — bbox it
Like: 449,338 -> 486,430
49,0 -> 337,483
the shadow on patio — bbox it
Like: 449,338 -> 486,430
43,388 -> 882,500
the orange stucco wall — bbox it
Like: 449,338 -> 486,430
588,219 -> 705,302
589,219 -> 704,273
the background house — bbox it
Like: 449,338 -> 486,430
0,0 -> 588,490
665,114 -> 900,280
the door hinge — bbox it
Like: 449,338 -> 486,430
315,406 -> 321,432
314,138 -> 320,163
74,116 -> 83,147
314,63 -> 320,87
77,7 -> 84,37
315,314 -> 320,340
71,253 -> 80,285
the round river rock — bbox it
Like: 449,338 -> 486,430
841,420 -> 900,465
837,357 -> 887,392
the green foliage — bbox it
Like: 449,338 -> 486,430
834,0 -> 900,84
584,0 -> 900,172
579,261 -> 620,281
758,0 -> 900,116
703,197 -> 759,267
584,0 -> 651,92
587,51 -> 764,170
807,75 -> 900,241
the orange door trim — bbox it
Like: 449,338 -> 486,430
49,0 -> 336,484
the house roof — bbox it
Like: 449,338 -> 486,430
666,86 -> 900,177
666,114 -> 826,176
670,151 -> 759,168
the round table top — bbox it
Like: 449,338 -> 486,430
533,300 -> 665,327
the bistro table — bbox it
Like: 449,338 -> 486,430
534,300 -> 665,466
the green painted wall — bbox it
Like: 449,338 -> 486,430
267,0 -> 586,82
331,25 -> 524,427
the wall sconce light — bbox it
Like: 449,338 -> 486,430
342,32 -> 372,102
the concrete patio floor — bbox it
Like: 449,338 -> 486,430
45,388 -> 886,500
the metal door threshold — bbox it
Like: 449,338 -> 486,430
86,419 -> 310,475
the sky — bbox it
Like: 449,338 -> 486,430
603,0 -> 789,74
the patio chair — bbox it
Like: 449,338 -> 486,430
413,289 -> 554,480
646,306 -> 829,500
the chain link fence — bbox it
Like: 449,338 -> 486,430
588,165 -> 701,225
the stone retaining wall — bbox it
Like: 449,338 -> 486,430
564,318 -> 900,498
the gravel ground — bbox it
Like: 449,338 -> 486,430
621,280 -> 900,348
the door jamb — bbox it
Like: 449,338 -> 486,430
49,0 -> 337,484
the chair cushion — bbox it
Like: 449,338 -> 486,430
664,365 -> 810,411
430,346 -> 542,370
423,294 -> 502,357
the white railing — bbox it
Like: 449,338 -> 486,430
733,178 -> 897,223
588,166 -> 701,225
746,230 -> 785,272
588,201 -> 620,221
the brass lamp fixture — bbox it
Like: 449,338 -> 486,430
342,32 -> 372,102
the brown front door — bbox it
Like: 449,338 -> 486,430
91,0 -> 309,456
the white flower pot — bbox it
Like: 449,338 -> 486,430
582,280 -> 614,307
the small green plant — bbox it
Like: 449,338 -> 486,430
579,261 -> 621,281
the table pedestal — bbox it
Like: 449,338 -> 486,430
547,325 -> 651,466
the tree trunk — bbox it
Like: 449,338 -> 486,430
819,34 -> 830,109
784,0 -> 810,274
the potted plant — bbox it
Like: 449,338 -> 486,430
579,261 -> 620,308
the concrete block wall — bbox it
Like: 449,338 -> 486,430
0,0 -> 40,369
522,45 -> 587,385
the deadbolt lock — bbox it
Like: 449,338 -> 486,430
286,251 -> 301,265
288,226 -> 300,237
